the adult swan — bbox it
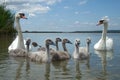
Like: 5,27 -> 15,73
8,12 -> 28,56
94,16 -> 113,51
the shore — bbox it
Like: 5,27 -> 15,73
23,30 -> 120,33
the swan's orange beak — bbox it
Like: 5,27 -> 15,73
22,16 -> 28,19
96,22 -> 102,26
96,20 -> 104,26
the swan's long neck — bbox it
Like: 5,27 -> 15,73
56,41 -> 59,50
15,18 -> 25,49
101,23 -> 108,41
62,43 -> 68,52
46,44 -> 50,61
75,44 -> 79,54
86,43 -> 90,53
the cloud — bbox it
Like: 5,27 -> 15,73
45,0 -> 62,5
28,13 -> 35,17
74,21 -> 95,26
79,0 -> 88,5
74,21 -> 80,24
0,0 -> 62,17
75,11 -> 79,14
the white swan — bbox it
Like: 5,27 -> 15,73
8,13 -> 28,57
51,38 -> 72,61
73,37 -> 91,60
29,39 -> 56,63
94,16 -> 113,51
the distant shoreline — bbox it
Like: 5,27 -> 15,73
23,30 -> 120,33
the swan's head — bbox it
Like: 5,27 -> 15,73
15,12 -> 27,19
45,39 -> 56,46
97,16 -> 109,26
26,38 -> 31,46
56,37 -> 62,42
62,38 -> 72,44
86,37 -> 91,44
32,42 -> 38,47
75,39 -> 80,47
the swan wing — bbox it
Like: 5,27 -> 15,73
106,37 -> 113,50
8,36 -> 19,51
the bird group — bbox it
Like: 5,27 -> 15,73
8,12 -> 113,63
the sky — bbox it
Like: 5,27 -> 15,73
0,0 -> 120,31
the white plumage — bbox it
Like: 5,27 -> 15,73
94,16 -> 113,51
8,13 -> 28,57
73,38 -> 91,60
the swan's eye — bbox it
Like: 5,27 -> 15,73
48,40 -> 51,42
19,13 -> 25,16
65,39 -> 67,41
99,20 -> 104,23
19,13 -> 25,18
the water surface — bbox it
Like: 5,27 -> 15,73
0,33 -> 120,80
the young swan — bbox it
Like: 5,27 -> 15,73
73,37 -> 91,60
73,39 -> 81,59
51,38 -> 72,61
32,37 -> 61,52
28,39 -> 56,63
55,37 -> 62,51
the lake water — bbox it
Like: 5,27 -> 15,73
0,33 -> 120,80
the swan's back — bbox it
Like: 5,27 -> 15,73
106,37 -> 113,50
9,48 -> 27,57
79,47 -> 87,53
8,36 -> 19,51
94,37 -> 113,51
29,51 -> 48,62
51,38 -> 72,61
8,36 -> 29,57
51,51 -> 70,61
29,39 -> 56,63
79,47 -> 89,59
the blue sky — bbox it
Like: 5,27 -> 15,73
1,0 -> 120,31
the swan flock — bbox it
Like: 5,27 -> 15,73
8,12 -> 113,63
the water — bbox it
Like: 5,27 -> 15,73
0,33 -> 120,80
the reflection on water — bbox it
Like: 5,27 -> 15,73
94,50 -> 114,79
94,50 -> 114,61
15,57 -> 25,80
75,60 -> 81,80
52,60 -> 69,71
25,58 -> 31,79
74,57 -> 90,80
44,63 -> 50,80
51,60 -> 71,80
9,57 -> 31,80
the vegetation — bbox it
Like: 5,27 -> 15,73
0,5 -> 16,34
